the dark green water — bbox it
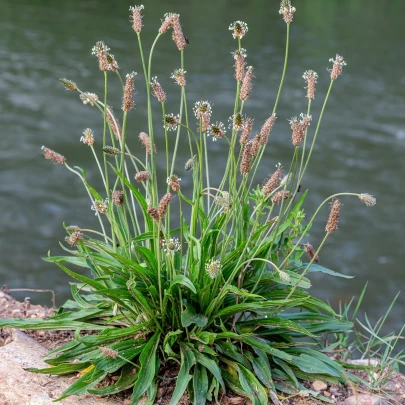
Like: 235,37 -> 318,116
1,0 -> 404,347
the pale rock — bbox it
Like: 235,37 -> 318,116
312,380 -> 328,391
0,329 -> 123,405
344,394 -> 390,405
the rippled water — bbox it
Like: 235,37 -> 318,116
1,0 -> 404,344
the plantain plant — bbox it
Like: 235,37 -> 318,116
0,2 -> 378,404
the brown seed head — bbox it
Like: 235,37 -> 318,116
164,113 -> 180,131
208,122 -> 226,141
167,175 -> 181,192
147,207 -> 160,222
263,168 -> 282,196
232,49 -> 247,82
66,231 -> 83,246
99,347 -> 119,359
303,70 -> 318,99
303,243 -> 319,263
229,21 -> 248,39
200,114 -> 210,133
106,106 -> 121,140
59,78 -> 77,91
271,190 -> 291,204
229,113 -> 245,132
151,76 -> 166,103
325,199 -> 341,234
91,41 -> 110,71
290,113 -> 311,146
172,14 -> 187,51
139,132 -> 156,154
159,13 -> 176,34
41,146 -> 66,164
250,134 -> 261,157
279,0 -> 296,24
106,53 -> 119,71
158,193 -> 172,219
80,92 -> 99,106
240,117 -> 253,145
171,68 -> 186,86
240,142 -> 253,175
240,66 -> 254,101
102,146 -> 121,156
359,193 -> 376,207
329,54 -> 346,80
259,114 -> 277,146
122,72 -> 137,112
112,190 -> 125,206
92,199 -> 108,215
80,128 -> 95,146
130,5 -> 144,33
135,171 -> 150,182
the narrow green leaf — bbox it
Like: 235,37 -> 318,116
131,333 -> 160,402
195,352 -> 225,391
295,263 -> 354,279
193,363 -> 209,405
170,344 -> 195,405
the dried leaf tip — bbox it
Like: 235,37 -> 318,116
59,78 -> 77,91
150,76 -> 166,103
329,54 -> 346,80
41,146 -> 66,164
325,199 -> 341,234
229,21 -> 248,39
129,5 -> 144,33
359,193 -> 376,207
303,70 -> 318,100
279,0 -> 296,24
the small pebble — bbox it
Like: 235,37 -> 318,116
312,380 -> 328,391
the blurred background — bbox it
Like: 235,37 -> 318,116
0,0 -> 404,349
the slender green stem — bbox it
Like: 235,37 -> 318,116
102,72 -> 110,202
298,79 -> 334,185
90,146 -> 106,192
280,192 -> 360,268
64,163 -> 108,243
